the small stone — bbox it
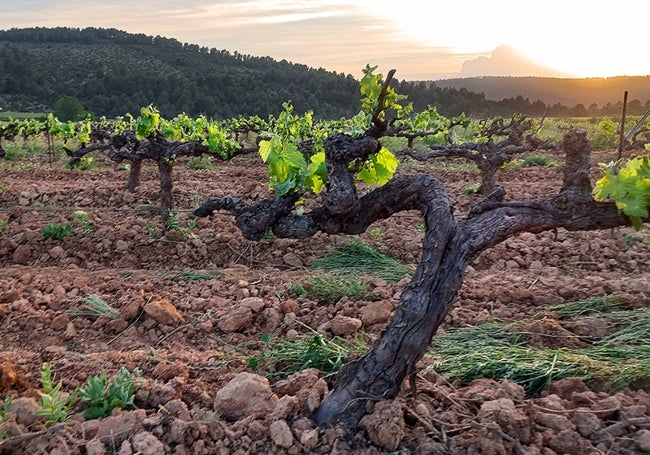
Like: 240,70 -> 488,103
283,252 -> 304,268
85,439 -> 107,455
572,411 -> 602,437
64,321 -> 78,338
280,299 -> 300,314
360,301 -> 393,325
131,431 -> 165,455
635,429 -> 650,451
330,315 -> 362,335
105,318 -> 129,333
272,395 -> 299,420
270,420 -> 294,448
12,245 -> 32,264
114,240 -> 129,252
143,298 -> 183,325
241,297 -> 265,313
48,245 -> 65,259
9,397 -> 42,427
359,400 -> 405,451
217,306 -> 252,333
214,372 -> 278,420
120,300 -> 142,321
534,412 -> 575,432
300,428 -> 319,449
50,313 -> 69,330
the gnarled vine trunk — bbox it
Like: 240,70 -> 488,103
195,129 -> 638,429
313,129 -> 627,427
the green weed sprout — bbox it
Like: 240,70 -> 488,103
41,222 -> 75,240
79,367 -> 139,419
74,210 -> 94,237
0,395 -> 12,439
35,363 -> 79,426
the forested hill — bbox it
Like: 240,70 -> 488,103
0,27 -> 361,119
435,76 -> 650,107
2,27 -> 650,120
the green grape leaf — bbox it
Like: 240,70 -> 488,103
260,137 -> 307,193
259,140 -> 273,162
305,151 -> 327,194
358,147 -> 399,186
275,175 -> 298,196
594,157 -> 650,229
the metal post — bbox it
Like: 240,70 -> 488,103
618,91 -> 628,159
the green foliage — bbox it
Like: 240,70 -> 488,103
259,136 -> 308,195
463,182 -> 482,195
143,221 -> 160,237
357,146 -> 399,186
41,221 -> 75,240
0,395 -> 11,439
53,96 -> 85,122
79,367 -> 138,419
247,331 -> 365,379
35,363 -> 79,426
360,64 -> 408,119
502,153 -> 560,171
520,153 -> 560,168
74,210 -> 94,237
426,297 -> 650,395
164,210 -> 197,237
258,102 -> 327,196
49,114 -> 91,145
187,156 -> 217,170
313,238 -> 412,282
73,156 -> 97,171
289,274 -> 374,303
70,295 -> 119,319
369,227 -> 384,239
594,156 -> 650,229
135,104 -> 160,139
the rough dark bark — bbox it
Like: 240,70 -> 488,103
397,116 -> 557,195
68,128 -> 257,221
157,159 -> 174,218
313,130 -> 628,428
66,143 -> 111,166
126,159 -> 142,193
195,128 -> 642,430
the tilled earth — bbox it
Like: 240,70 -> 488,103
0,149 -> 649,454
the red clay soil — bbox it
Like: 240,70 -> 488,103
0,149 -> 648,454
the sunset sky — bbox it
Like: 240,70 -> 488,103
2,0 -> 649,81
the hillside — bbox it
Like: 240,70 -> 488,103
2,27 -> 650,120
0,27 -> 361,119
435,76 -> 650,107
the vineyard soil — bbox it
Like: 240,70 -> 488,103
0,150 -> 649,454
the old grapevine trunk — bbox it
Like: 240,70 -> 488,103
313,129 -> 629,427
194,129 -> 637,428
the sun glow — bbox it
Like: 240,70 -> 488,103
1,0 -> 650,79
357,0 -> 650,78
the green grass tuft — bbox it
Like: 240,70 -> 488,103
70,295 -> 119,320
426,297 -> 650,395
288,274 -> 374,303
312,238 -> 412,282
248,329 -> 366,380
160,269 -> 221,282
545,295 -> 626,317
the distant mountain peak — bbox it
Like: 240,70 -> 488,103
459,45 -> 569,78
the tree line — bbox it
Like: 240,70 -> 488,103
1,27 -> 649,121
